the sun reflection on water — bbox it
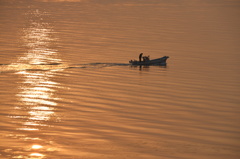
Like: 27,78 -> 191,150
9,8 -> 62,158
32,144 -> 43,149
30,152 -> 45,158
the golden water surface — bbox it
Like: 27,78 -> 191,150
0,0 -> 239,159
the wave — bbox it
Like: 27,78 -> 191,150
0,62 -> 131,73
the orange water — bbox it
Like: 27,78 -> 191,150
0,0 -> 239,158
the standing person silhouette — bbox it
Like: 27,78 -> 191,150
139,53 -> 143,62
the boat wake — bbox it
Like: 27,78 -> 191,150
0,62 -> 130,73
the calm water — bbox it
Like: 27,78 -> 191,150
0,0 -> 240,159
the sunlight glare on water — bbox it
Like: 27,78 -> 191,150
0,6 -> 62,158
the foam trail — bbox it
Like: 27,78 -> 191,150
0,63 -> 130,73
68,63 -> 130,69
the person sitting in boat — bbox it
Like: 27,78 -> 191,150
143,55 -> 150,62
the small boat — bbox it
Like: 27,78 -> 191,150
129,56 -> 169,66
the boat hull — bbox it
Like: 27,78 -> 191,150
129,56 -> 169,66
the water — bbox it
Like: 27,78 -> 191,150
0,0 -> 240,158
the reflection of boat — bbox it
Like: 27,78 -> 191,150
129,56 -> 169,66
